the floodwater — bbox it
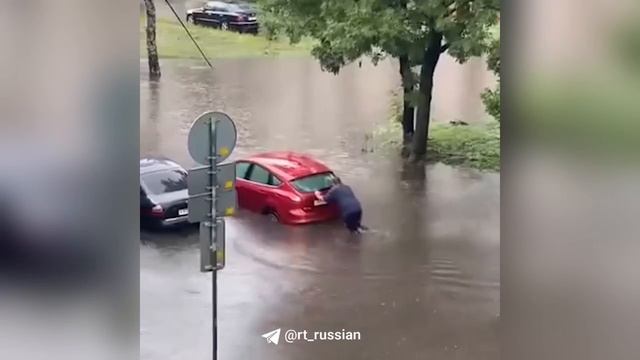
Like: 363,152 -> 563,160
140,59 -> 499,359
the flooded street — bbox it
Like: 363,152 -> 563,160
140,59 -> 499,359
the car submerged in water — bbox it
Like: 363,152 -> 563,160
186,1 -> 259,34
234,151 -> 341,224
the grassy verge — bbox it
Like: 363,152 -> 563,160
140,18 -> 314,59
372,108 -> 500,172
427,122 -> 500,171
371,94 -> 500,171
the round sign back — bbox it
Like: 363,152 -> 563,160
187,111 -> 237,165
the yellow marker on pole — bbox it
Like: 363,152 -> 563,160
224,180 -> 233,190
219,147 -> 230,158
225,207 -> 235,216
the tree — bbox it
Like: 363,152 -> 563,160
260,0 -> 499,160
144,0 -> 161,79
399,53 -> 416,150
382,0 -> 500,158
397,1 -> 417,154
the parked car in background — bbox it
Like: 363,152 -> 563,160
140,158 -> 190,228
186,1 -> 259,34
234,151 -> 341,225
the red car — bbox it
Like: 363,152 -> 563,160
234,151 -> 340,224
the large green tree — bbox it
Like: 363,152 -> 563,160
260,0 -> 499,160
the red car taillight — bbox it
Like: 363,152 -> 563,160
151,204 -> 165,217
302,196 -> 320,212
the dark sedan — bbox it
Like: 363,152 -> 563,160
186,1 -> 259,34
140,158 -> 191,228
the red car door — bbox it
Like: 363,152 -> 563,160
235,161 -> 252,209
242,164 -> 274,213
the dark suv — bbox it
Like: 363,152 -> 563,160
186,1 -> 259,34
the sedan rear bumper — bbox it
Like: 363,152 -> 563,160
284,208 -> 339,225
162,215 -> 190,226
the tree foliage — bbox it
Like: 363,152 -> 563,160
482,34 -> 500,121
262,0 -> 498,77
481,82 -> 500,121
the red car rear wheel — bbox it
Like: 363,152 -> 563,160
265,208 -> 280,223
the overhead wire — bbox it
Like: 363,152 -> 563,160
163,0 -> 214,69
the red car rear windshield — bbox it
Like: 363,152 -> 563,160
290,172 -> 336,193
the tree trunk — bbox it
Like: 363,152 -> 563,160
144,0 -> 161,79
397,0 -> 414,157
399,54 -> 415,148
411,33 -> 443,160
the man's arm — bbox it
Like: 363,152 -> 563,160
315,188 -> 335,202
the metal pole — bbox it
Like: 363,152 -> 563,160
208,118 -> 218,360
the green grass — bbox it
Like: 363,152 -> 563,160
428,122 -> 500,171
372,99 -> 500,172
140,18 -> 314,59
374,121 -> 500,172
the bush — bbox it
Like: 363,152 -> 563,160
481,81 -> 500,122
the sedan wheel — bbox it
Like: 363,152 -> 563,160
268,211 -> 280,223
221,22 -> 229,31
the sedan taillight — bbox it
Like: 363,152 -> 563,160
151,204 -> 164,217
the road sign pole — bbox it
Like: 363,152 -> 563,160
208,117 -> 218,360
187,111 -> 237,360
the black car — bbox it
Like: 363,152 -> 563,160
186,1 -> 259,34
140,158 -> 191,228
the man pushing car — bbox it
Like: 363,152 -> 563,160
315,177 -> 366,234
